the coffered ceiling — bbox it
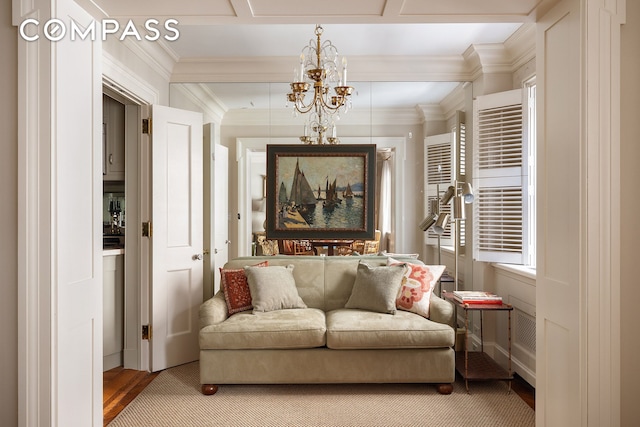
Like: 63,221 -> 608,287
85,0 -> 558,25
88,0 -> 556,113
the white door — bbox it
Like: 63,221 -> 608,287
212,143 -> 230,295
150,105 -> 204,371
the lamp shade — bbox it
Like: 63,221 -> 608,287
440,186 -> 455,205
453,195 -> 465,220
461,182 -> 474,204
429,198 -> 439,215
419,213 -> 438,231
433,213 -> 449,235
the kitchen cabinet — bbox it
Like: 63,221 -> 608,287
103,95 -> 126,181
103,251 -> 124,371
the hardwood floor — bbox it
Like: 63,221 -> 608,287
104,367 -> 535,425
103,367 -> 159,426
511,373 -> 536,410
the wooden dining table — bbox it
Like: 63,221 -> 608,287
308,239 -> 355,256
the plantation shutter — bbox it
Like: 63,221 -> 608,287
455,111 -> 467,252
424,133 -> 454,247
473,89 -> 529,264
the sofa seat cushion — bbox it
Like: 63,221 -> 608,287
326,309 -> 454,350
200,308 -> 326,350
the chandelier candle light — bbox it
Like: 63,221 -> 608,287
287,25 -> 354,145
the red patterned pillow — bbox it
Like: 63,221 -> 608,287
387,258 -> 445,318
220,261 -> 268,314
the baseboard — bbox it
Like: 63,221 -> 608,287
104,352 -> 123,372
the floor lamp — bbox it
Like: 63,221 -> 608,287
419,180 -> 474,294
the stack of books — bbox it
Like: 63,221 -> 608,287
452,290 -> 503,304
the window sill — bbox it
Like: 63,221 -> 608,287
435,246 -> 534,279
491,262 -> 536,280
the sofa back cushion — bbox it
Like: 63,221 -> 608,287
223,256 -> 424,312
224,257 -> 326,309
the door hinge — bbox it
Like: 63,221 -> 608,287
142,118 -> 151,134
142,221 -> 152,237
142,324 -> 151,340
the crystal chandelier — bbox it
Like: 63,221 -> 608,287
287,25 -> 354,145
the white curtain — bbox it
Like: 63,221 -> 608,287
379,155 -> 392,251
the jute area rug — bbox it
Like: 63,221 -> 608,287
108,361 -> 534,427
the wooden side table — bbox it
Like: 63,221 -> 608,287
442,291 -> 514,393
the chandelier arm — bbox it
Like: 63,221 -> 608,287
294,102 -> 317,115
318,95 -> 346,111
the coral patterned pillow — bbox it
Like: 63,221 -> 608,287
220,261 -> 268,314
387,257 -> 445,318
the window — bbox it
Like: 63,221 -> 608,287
525,78 -> 536,267
424,111 -> 468,250
472,82 -> 536,266
424,132 -> 455,247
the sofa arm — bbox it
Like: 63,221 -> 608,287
429,295 -> 455,328
199,291 -> 229,329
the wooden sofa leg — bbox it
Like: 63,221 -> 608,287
436,383 -> 453,395
201,384 -> 219,395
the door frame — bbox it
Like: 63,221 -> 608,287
102,74 -> 158,372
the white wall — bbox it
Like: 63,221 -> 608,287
0,1 -> 18,424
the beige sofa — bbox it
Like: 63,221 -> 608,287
199,255 -> 456,395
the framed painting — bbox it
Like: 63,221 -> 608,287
265,144 -> 376,240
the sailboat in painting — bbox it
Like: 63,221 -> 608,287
323,178 -> 342,210
288,159 -> 317,221
343,183 -> 354,199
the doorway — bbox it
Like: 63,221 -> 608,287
102,93 -> 126,371
102,83 -> 146,372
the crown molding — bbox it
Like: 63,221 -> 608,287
416,104 -> 445,122
505,23 -> 536,71
171,83 -> 226,123
463,43 -> 513,81
221,107 -> 423,127
439,83 -> 467,119
347,55 -> 472,82
171,56 -> 293,83
171,55 -> 473,83
370,107 -> 424,125
462,24 -> 535,81
102,50 -> 160,104
115,36 -> 177,82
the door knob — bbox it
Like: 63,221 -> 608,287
194,254 -> 203,260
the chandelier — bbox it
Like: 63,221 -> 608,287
287,25 -> 354,145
